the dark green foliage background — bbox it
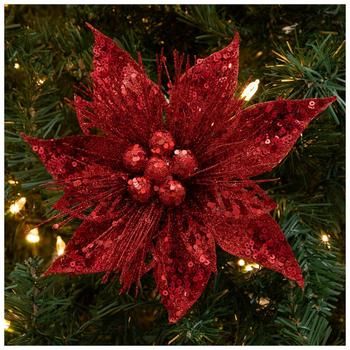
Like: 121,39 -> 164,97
5,5 -> 345,345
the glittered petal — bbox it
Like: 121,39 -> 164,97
21,134 -> 128,181
202,96 -> 336,179
167,34 -> 241,150
205,200 -> 304,287
201,181 -> 276,218
77,24 -> 166,143
46,203 -> 162,293
52,174 -> 126,222
45,219 -> 112,276
153,210 -> 216,323
22,134 -> 129,221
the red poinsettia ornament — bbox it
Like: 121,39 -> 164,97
22,24 -> 336,323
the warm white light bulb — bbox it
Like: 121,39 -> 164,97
26,228 -> 40,244
321,234 -> 329,242
244,264 -> 254,272
237,259 -> 246,267
8,179 -> 19,185
36,77 -> 46,86
258,297 -> 270,306
56,236 -> 66,256
4,319 -> 11,330
243,262 -> 261,272
241,79 -> 260,101
14,62 -> 20,69
9,197 -> 26,214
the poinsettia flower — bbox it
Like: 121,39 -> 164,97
22,24 -> 336,323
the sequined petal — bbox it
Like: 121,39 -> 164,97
52,173 -> 126,222
21,134 -> 128,180
199,181 -> 276,218
76,24 -> 166,143
167,34 -> 240,149
22,134 -> 129,220
153,210 -> 216,323
46,203 -> 162,293
203,96 -> 336,179
205,200 -> 304,287
45,219 -> 112,275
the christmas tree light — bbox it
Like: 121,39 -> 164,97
26,228 -> 40,244
237,259 -> 246,266
258,297 -> 270,307
244,264 -> 254,272
240,79 -> 260,101
36,77 -> 46,86
243,263 -> 260,273
9,197 -> 26,214
8,179 -> 19,185
320,231 -> 331,248
56,236 -> 66,256
321,234 -> 329,243
4,319 -> 11,331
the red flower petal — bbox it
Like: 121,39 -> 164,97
21,134 -> 128,180
204,96 -> 336,179
46,203 -> 162,293
76,24 -> 166,143
205,200 -> 304,287
201,181 -> 276,217
153,209 -> 216,323
167,34 -> 241,150
53,173 -> 126,222
45,219 -> 112,276
22,134 -> 129,220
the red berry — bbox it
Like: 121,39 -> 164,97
127,177 -> 152,203
158,179 -> 186,206
149,131 -> 175,156
171,150 -> 198,178
123,144 -> 148,173
144,157 -> 170,182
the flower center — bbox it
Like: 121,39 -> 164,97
124,131 -> 198,206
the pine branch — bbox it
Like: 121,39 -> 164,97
175,5 -> 234,46
271,209 -> 345,345
262,34 -> 345,125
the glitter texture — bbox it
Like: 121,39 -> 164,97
22,24 -> 336,323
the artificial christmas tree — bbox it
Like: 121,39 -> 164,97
5,4 -> 345,345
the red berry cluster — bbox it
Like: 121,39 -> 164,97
123,131 -> 198,206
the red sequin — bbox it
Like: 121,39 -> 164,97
22,24 -> 336,323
